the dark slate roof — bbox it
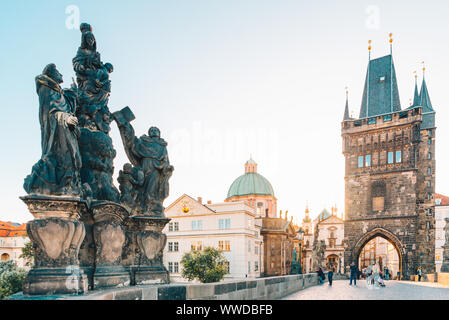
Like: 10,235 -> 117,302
343,96 -> 352,121
359,55 -> 401,118
412,78 -> 420,107
420,77 -> 434,113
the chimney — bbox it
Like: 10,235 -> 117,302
207,200 -> 212,204
197,197 -> 202,204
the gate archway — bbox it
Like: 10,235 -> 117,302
352,228 -> 405,278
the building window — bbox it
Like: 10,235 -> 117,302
387,151 -> 394,164
358,156 -> 364,168
191,220 -> 202,230
383,114 -> 392,122
329,239 -> 336,248
368,118 -> 376,125
248,261 -> 251,273
427,181 -> 431,188
429,138 -> 432,145
219,218 -> 231,229
248,241 -> 251,253
174,262 -> 179,273
428,167 -> 432,175
191,241 -> 202,251
255,261 -> 259,272
428,152 -> 432,160
169,221 -> 179,232
365,154 -> 371,167
257,202 -> 264,216
168,262 -> 173,272
224,261 -> 230,273
168,242 -> 173,251
219,240 -> 231,251
396,150 -> 402,163
168,223 -> 173,231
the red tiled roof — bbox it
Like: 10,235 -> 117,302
0,221 -> 27,237
436,193 -> 449,206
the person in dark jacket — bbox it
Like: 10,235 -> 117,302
317,267 -> 325,284
328,267 -> 334,286
349,262 -> 357,286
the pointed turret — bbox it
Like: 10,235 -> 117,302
343,88 -> 352,121
412,73 -> 420,107
418,63 -> 435,129
420,76 -> 434,113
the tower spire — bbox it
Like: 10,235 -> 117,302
412,70 -> 420,107
419,62 -> 434,112
343,86 -> 351,121
389,33 -> 393,112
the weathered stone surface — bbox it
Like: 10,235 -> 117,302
73,23 -> 120,203
24,64 -> 83,197
341,108 -> 436,279
91,201 -> 130,288
113,107 -> 174,216
21,196 -> 88,295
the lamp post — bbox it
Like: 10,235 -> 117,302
339,252 -> 342,274
298,229 -> 304,274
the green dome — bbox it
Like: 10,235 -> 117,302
226,172 -> 275,199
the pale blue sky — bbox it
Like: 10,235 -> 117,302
1,0 -> 448,223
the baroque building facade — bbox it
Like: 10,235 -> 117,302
163,194 -> 264,281
435,193 -> 449,272
341,50 -> 436,278
0,221 -> 29,269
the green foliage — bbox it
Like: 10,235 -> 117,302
19,241 -> 34,267
0,261 -> 26,300
181,247 -> 228,283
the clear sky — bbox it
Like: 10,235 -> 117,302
1,0 -> 448,224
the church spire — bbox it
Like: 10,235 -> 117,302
419,62 -> 434,112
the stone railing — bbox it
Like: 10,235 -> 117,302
9,273 -> 320,300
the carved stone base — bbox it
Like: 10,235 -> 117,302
20,195 -> 88,295
93,266 -> 131,288
91,201 -> 130,289
23,267 -> 88,295
134,267 -> 169,285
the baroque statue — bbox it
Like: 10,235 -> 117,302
113,107 -> 174,216
24,63 -> 82,197
73,23 -> 120,202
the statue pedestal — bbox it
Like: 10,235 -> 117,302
128,216 -> 170,285
20,195 -> 88,295
91,201 -> 130,288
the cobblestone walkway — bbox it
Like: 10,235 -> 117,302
282,280 -> 449,300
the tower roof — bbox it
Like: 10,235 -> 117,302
412,76 -> 420,107
359,55 -> 401,118
343,91 -> 352,121
420,77 -> 434,113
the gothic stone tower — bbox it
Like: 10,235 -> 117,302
341,53 -> 436,279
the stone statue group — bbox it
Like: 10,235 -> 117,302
20,23 -> 173,295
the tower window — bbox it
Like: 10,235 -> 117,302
365,154 -> 371,167
396,150 -> 402,163
358,156 -> 364,168
368,118 -> 377,125
427,167 -> 432,175
383,114 -> 392,122
387,152 -> 394,164
429,138 -> 432,145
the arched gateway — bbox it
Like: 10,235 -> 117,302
341,48 -> 437,279
353,228 -> 404,276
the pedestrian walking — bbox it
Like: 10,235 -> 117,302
417,266 -> 422,282
349,262 -> 357,286
328,267 -> 334,286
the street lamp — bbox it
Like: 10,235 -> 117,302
298,229 -> 304,274
339,252 -> 342,274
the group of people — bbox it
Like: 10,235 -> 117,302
316,261 -> 389,288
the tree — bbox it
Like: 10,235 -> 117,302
19,241 -> 34,267
180,247 -> 228,283
0,261 -> 26,299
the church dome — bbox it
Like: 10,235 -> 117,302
226,158 -> 275,199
